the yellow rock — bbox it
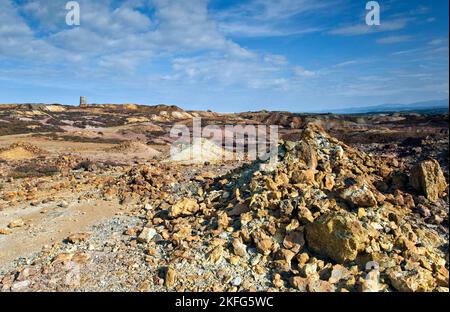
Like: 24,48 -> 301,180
207,246 -> 223,264
169,198 -> 199,218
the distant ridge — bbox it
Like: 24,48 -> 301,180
1,100 -> 448,115
0,103 -> 185,112
322,99 -> 449,114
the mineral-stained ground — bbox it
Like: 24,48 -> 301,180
0,103 -> 448,292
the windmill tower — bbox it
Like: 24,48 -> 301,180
79,96 -> 87,107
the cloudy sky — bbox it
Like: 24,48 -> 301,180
0,0 -> 448,112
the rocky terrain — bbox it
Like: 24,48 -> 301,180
0,103 -> 448,292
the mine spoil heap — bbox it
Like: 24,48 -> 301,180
1,123 -> 447,292
120,123 -> 448,292
0,143 -> 48,161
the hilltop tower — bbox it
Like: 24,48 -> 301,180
79,96 -> 87,107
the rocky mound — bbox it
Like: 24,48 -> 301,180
200,123 -> 448,291
168,138 -> 235,164
0,143 -> 48,161
125,123 -> 448,292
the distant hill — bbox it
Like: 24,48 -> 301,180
323,99 -> 449,114
0,103 -> 185,113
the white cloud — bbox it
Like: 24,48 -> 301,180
0,0 -> 72,62
147,0 -> 228,51
329,19 -> 409,36
216,0 -> 331,21
20,0 -> 67,32
294,66 -> 316,77
264,54 -> 288,65
0,0 -> 313,88
1,0 -> 236,70
98,50 -> 153,73
334,60 -> 360,67
428,38 -> 448,46
376,35 -> 413,44
217,22 -> 322,37
214,0 -> 332,38
113,7 -> 153,31
163,51 -> 295,90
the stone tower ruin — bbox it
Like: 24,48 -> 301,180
79,96 -> 87,107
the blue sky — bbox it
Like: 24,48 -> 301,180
0,0 -> 448,112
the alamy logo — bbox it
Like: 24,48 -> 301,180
169,118 -> 279,164
65,1 -> 80,26
366,1 -> 381,26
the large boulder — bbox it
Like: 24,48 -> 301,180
409,159 -> 447,202
305,211 -> 369,263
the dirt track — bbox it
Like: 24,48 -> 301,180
0,199 -> 121,267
